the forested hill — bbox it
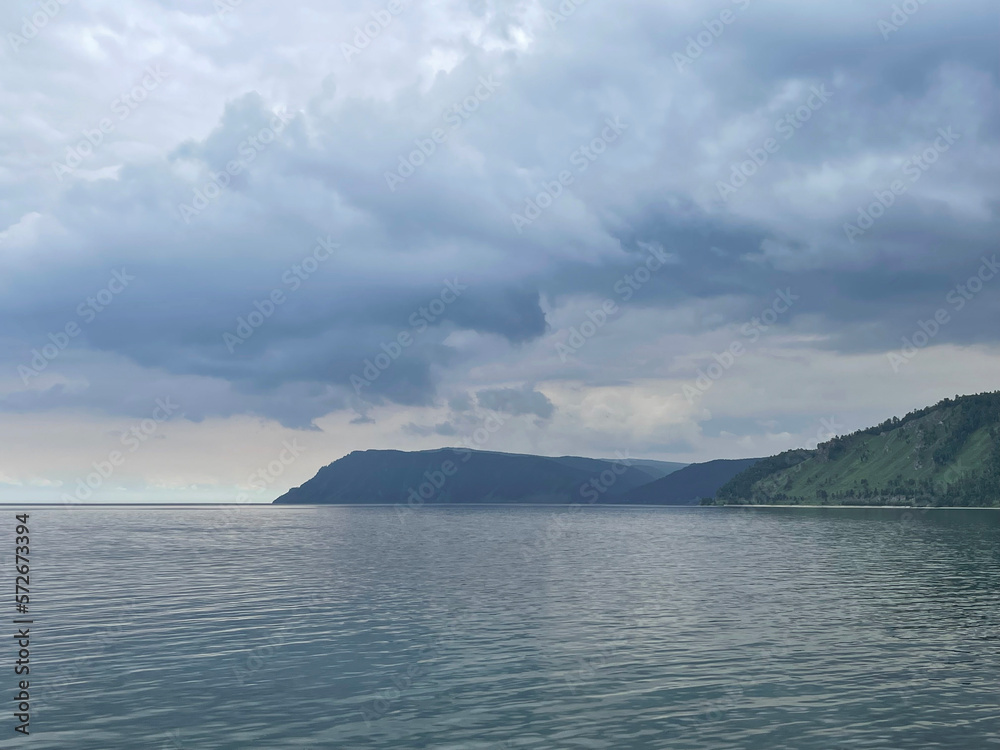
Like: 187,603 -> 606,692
711,392 -> 1000,507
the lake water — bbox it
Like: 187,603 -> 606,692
7,506 -> 1000,749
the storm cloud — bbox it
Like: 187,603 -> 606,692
1,0 -> 997,500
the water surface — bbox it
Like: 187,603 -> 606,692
7,506 -> 1000,749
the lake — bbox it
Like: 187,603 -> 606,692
11,505 -> 1000,749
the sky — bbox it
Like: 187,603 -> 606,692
1,0 -> 998,503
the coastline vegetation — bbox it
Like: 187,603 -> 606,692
705,392 -> 1000,508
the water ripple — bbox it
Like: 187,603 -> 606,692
4,506 -> 999,749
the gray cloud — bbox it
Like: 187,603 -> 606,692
1,0 -> 997,451
475,384 -> 555,419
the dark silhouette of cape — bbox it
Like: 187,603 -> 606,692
273,448 -> 750,505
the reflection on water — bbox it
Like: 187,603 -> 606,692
13,506 -> 1000,749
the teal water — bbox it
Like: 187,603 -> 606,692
7,506 -> 1000,749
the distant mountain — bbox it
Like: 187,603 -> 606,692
628,458 -> 691,480
712,392 -> 1000,507
273,448 -> 686,505
616,458 -> 762,505
548,455 -> 687,481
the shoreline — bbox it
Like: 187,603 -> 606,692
4,502 -> 997,510
719,503 -> 1000,510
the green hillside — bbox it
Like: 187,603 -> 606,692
711,392 -> 1000,507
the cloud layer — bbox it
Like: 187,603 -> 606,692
1,0 -> 998,500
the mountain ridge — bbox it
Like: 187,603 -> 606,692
273,448 -> 705,505
273,392 -> 1000,508
617,458 -> 762,505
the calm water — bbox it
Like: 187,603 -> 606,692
4,506 -> 1000,749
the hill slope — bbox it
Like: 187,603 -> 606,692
548,456 -> 686,481
617,458 -> 761,505
713,392 -> 1000,507
273,448 -> 685,505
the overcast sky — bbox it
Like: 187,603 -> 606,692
1,0 -> 998,503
